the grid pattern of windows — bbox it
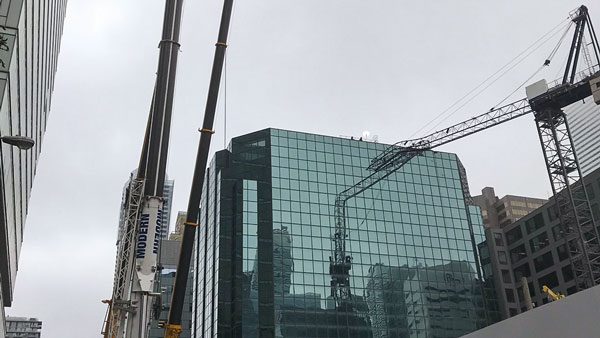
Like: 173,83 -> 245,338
269,129 -> 490,337
194,129 -> 496,338
0,0 -> 67,310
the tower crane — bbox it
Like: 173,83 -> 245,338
330,5 -> 600,309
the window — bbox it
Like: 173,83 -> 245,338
505,288 -> 516,303
552,225 -> 564,241
502,269 -> 512,283
529,231 -> 549,253
591,203 -> 600,223
557,244 -> 569,261
525,213 -> 545,234
510,200 -> 527,208
513,263 -> 531,280
498,250 -> 508,264
512,209 -> 529,216
547,204 -> 559,222
509,308 -> 518,317
534,251 -> 554,272
586,183 -> 595,200
529,282 -> 536,297
510,244 -> 527,264
494,232 -> 504,246
562,265 -> 574,282
538,271 -> 559,289
506,226 -> 523,246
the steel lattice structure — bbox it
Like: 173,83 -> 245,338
535,108 -> 600,289
104,178 -> 145,338
331,99 -> 533,307
330,6 -> 600,308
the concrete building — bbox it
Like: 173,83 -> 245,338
5,317 -> 41,338
169,211 -> 187,241
565,100 -> 600,176
192,128 -> 499,337
0,0 -> 67,335
147,240 -> 194,338
472,188 -> 546,229
478,167 -> 600,319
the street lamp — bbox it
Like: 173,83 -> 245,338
0,135 -> 35,150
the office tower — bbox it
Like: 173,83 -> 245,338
169,211 -> 187,241
0,0 -> 67,334
473,188 -> 546,229
565,100 -> 600,176
192,128 -> 499,338
478,167 -> 600,319
5,317 -> 42,338
147,240 -> 193,338
117,170 -> 174,246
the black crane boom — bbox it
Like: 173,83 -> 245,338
164,1 -> 234,337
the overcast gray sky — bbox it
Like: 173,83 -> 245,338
5,1 -> 600,336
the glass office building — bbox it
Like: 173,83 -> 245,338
193,129 -> 498,338
0,0 -> 67,335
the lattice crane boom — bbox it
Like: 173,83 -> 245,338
331,99 -> 534,307
331,5 -> 600,308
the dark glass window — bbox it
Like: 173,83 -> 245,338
567,286 -> 577,295
562,265 -> 574,282
557,244 -> 569,261
529,282 -> 536,297
525,213 -> 545,234
494,233 -> 504,246
513,263 -> 531,280
534,251 -> 554,272
510,244 -> 527,264
506,226 -> 523,246
502,269 -> 511,283
547,204 -> 559,222
591,203 -> 600,223
552,225 -> 564,241
505,288 -> 515,303
529,231 -> 549,253
498,250 -> 508,264
509,308 -> 518,317
538,271 -> 559,289
586,183 -> 595,200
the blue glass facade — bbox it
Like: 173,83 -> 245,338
193,129 -> 497,338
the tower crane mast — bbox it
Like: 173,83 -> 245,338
330,5 -> 600,308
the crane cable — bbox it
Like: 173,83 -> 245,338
348,17 -> 573,242
492,19 -> 574,109
410,17 -> 571,139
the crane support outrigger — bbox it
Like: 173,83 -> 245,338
330,5 -> 600,309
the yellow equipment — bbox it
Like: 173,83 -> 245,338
542,285 -> 565,301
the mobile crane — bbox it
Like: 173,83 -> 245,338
102,0 -> 184,337
330,5 -> 600,309
101,0 -> 233,336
